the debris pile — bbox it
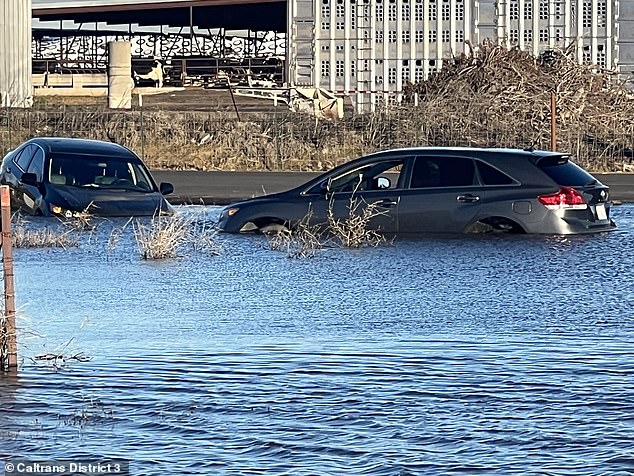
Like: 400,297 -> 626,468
401,42 -> 634,170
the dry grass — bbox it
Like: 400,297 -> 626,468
0,312 -> 10,371
132,210 -> 221,260
133,213 -> 191,260
268,213 -> 325,258
268,193 -> 389,257
326,195 -> 389,248
61,204 -> 98,232
12,215 -> 79,249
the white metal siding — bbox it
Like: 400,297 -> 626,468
288,0 -> 626,113
616,0 -> 634,76
0,0 -> 32,107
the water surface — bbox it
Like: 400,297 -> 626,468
1,205 -> 634,475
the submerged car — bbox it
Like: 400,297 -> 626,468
0,137 -> 174,217
218,147 -> 616,235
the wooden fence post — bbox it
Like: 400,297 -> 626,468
1,185 -> 17,371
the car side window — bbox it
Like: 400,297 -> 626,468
15,145 -> 35,172
476,161 -> 515,185
410,156 -> 476,188
320,158 -> 406,193
26,147 -> 45,182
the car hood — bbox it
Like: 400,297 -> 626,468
225,191 -> 290,208
50,186 -> 170,216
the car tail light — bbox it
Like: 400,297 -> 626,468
538,187 -> 587,210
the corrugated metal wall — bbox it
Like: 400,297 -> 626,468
616,0 -> 634,77
288,0 -> 622,113
0,0 -> 33,108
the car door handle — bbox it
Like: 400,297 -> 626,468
376,199 -> 398,208
456,194 -> 480,203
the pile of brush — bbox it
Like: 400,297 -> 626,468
400,41 -> 634,170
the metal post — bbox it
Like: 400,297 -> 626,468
229,87 -> 241,121
1,186 -> 17,371
551,91 -> 557,151
140,102 -> 145,160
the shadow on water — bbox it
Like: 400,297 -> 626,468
1,205 -> 634,474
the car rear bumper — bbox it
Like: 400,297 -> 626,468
525,206 -> 618,234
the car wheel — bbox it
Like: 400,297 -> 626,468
259,222 -> 290,235
467,217 -> 525,234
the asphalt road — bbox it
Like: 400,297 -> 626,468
151,170 -> 634,205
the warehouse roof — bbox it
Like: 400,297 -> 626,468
32,0 -> 286,32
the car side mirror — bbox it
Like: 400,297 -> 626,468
377,177 -> 391,189
21,172 -> 39,186
159,182 -> 174,195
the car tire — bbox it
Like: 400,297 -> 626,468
467,217 -> 525,234
259,222 -> 290,235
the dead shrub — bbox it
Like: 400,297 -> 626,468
268,193 -> 389,257
132,210 -> 221,260
133,213 -> 191,260
326,194 -> 389,248
268,214 -> 324,258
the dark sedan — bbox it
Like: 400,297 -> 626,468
217,147 -> 617,235
0,137 -> 174,217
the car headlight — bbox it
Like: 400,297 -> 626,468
50,204 -> 81,218
225,207 -> 239,217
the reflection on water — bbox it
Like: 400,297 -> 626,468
1,205 -> 634,475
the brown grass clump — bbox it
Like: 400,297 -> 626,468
132,211 -> 221,260
268,214 -> 324,258
12,216 -> 79,249
268,193 -> 389,257
326,195 -> 389,248
133,213 -> 191,260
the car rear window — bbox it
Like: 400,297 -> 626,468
537,157 -> 597,186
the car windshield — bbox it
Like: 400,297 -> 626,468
48,153 -> 154,192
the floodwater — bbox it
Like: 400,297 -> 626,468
1,205 -> 634,475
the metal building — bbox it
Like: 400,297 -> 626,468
287,0 -> 623,113
1,0 -> 33,108
29,0 -> 634,113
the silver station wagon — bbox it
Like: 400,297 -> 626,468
218,147 -> 617,235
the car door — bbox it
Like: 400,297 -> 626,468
305,157 -> 407,233
4,145 -> 36,211
398,155 -> 483,233
22,146 -> 46,214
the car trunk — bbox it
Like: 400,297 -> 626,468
537,156 -> 612,224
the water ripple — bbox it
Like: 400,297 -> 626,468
1,205 -> 634,474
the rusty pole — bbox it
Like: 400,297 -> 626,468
229,87 -> 241,121
550,91 -> 557,151
1,185 -> 17,370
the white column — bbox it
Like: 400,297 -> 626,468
591,0 -> 599,64
344,0 -> 351,93
424,0 -> 431,77
532,0 -> 539,55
